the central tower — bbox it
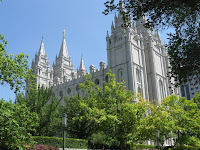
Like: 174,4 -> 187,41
106,1 -> 148,100
53,30 -> 74,84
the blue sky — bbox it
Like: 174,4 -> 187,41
0,0 -> 171,101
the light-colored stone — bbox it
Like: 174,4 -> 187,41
31,3 -> 179,103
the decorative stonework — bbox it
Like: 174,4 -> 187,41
31,4 -> 179,103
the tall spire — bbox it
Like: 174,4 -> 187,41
136,14 -> 147,27
79,55 -> 86,71
59,29 -> 69,58
38,37 -> 45,56
118,0 -> 126,17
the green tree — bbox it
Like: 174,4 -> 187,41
103,0 -> 200,85
0,34 -> 31,94
0,99 -> 39,150
64,75 -> 102,139
16,85 -> 62,136
64,73 -> 147,149
138,101 -> 176,149
139,95 -> 200,149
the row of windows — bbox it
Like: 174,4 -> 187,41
118,68 -> 142,83
191,87 -> 199,90
58,76 -> 109,97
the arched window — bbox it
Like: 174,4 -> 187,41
95,79 -> 100,85
136,68 -> 141,83
67,88 -> 71,94
137,87 -> 143,97
159,80 -> 164,100
59,90 -> 63,97
76,85 -> 79,92
118,69 -> 123,82
105,75 -> 109,83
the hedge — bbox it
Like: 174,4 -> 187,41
133,143 -> 156,150
33,136 -> 88,149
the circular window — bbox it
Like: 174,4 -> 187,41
76,85 -> 79,92
95,79 -> 100,85
67,88 -> 71,94
59,90 -> 63,97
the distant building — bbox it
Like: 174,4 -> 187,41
31,1 -> 179,103
180,75 -> 200,99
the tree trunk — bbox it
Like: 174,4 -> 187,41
120,140 -> 124,150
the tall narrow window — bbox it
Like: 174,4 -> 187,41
105,75 -> 109,83
136,69 -> 141,83
137,87 -> 143,97
159,80 -> 164,100
118,69 -> 123,82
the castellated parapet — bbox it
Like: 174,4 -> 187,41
31,1 -> 179,103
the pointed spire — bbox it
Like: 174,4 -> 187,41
79,55 -> 86,71
136,14 -> 147,27
59,29 -> 69,58
38,37 -> 45,56
118,0 -> 126,17
111,21 -> 115,32
133,22 -> 136,30
115,12 -> 117,20
31,59 -> 34,68
107,31 -> 109,37
155,29 -> 161,41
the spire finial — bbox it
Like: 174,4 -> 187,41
42,35 -> 44,42
63,29 -> 65,39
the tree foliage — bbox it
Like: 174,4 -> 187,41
64,73 -> 147,149
16,85 -> 62,137
65,73 -> 200,149
0,34 -> 32,93
139,95 -> 200,149
103,0 -> 200,85
0,99 -> 39,150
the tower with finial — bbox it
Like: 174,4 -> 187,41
77,55 -> 87,77
53,30 -> 73,84
31,37 -> 53,87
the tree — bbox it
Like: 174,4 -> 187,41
63,75 -> 102,139
16,85 -> 62,136
138,101 -> 176,149
139,95 -> 200,149
103,0 -> 200,85
0,34 -> 31,93
64,73 -> 147,149
0,99 -> 39,150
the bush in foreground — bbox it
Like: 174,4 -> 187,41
33,136 -> 88,149
26,144 -> 59,150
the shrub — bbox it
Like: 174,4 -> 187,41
130,143 -> 156,150
26,144 -> 59,150
33,136 -> 88,149
0,99 -> 39,150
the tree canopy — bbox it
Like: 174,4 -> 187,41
63,73 -> 200,149
16,85 -> 62,137
0,34 -> 31,93
104,0 -> 200,85
0,99 -> 39,150
64,73 -> 148,149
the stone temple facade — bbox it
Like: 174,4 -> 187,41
31,2 -> 178,103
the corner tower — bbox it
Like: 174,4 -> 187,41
106,0 -> 149,100
31,38 -> 53,87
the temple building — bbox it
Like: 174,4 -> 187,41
31,1 -> 179,103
